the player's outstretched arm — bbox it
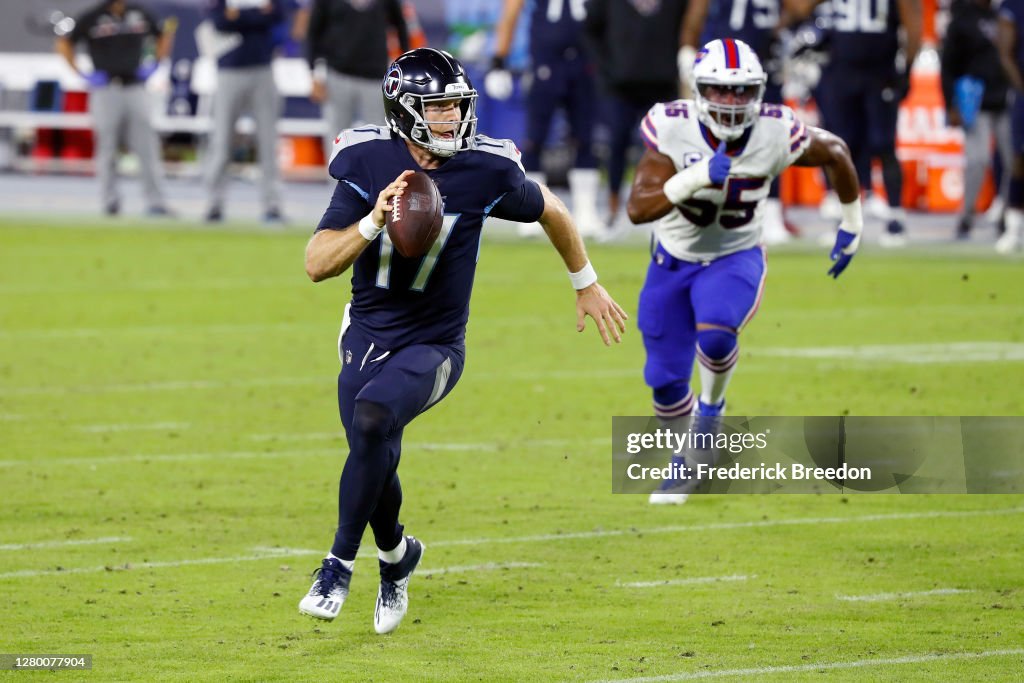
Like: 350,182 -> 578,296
536,184 -> 628,346
305,171 -> 413,282
794,127 -> 863,278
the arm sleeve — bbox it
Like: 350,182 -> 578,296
388,0 -> 411,52
489,179 -> 545,223
939,20 -> 962,108
68,9 -> 92,43
306,0 -> 326,66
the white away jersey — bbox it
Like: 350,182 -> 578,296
640,100 -> 811,261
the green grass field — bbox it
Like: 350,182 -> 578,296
1,217 -> 1023,681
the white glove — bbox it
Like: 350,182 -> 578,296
484,67 -> 513,100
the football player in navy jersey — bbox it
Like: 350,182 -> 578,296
298,48 -> 627,633
791,0 -> 922,247
485,0 -> 605,238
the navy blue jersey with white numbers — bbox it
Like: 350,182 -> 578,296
826,0 -> 901,67
700,0 -> 779,63
316,127 -> 544,350
529,0 -> 587,61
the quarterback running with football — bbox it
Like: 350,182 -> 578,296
627,39 -> 862,504
299,48 -> 627,631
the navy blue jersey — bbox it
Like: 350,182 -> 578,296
317,128 -> 544,349
700,0 -> 779,62
528,0 -> 587,61
826,0 -> 901,67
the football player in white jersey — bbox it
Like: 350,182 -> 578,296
626,38 -> 863,504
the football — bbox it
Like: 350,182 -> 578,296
385,171 -> 444,259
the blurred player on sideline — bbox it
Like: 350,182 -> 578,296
626,39 -> 862,504
485,0 -> 605,239
298,48 -> 627,631
791,0 -> 922,247
997,0 -> 1024,252
56,0 -> 176,217
678,0 -> 796,244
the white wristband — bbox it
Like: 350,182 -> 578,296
840,199 -> 864,235
568,261 -> 598,290
358,214 -> 383,241
662,158 -> 711,204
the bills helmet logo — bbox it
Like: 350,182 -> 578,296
694,48 -> 709,66
383,65 -> 403,100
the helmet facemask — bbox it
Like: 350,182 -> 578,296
396,88 -> 477,158
694,80 -> 765,141
691,39 -> 767,141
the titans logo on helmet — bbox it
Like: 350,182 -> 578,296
383,66 -> 403,100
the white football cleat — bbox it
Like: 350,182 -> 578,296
374,536 -> 424,634
299,557 -> 352,621
995,230 -> 1021,253
648,491 -> 689,505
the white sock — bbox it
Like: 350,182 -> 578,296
697,346 -> 739,406
327,553 -> 355,572
378,537 -> 407,564
568,168 -> 601,215
1005,208 -> 1023,237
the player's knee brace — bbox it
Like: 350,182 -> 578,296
696,329 -> 738,366
653,381 -> 694,418
351,400 -> 396,447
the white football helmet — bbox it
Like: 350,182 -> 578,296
690,39 -> 766,141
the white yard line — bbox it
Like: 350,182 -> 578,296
5,341 -> 1019,398
0,549 -> 538,580
0,437 -> 610,468
589,648 -> 1024,683
618,575 -> 753,588
0,536 -> 131,551
428,507 -> 1024,548
75,421 -> 190,433
758,342 -> 1024,364
836,588 -> 975,602
1,507 -> 1021,580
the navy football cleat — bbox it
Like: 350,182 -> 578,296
299,557 -> 352,621
374,536 -> 424,634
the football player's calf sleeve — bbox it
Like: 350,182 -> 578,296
653,382 -> 694,418
696,329 -> 737,365
663,158 -> 712,204
332,400 -> 400,561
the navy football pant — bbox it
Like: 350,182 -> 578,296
331,324 -> 465,561
522,54 -> 598,172
638,244 -> 766,391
